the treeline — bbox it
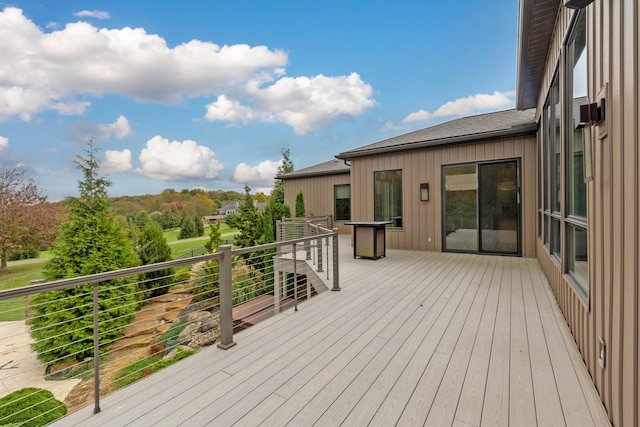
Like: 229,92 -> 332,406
110,188 -> 247,219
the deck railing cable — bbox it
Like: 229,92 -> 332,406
0,226 -> 338,425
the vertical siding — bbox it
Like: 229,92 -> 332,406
535,2 -> 640,426
349,135 -> 536,256
282,173 -> 351,234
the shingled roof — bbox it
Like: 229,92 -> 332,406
277,158 -> 350,180
336,108 -> 537,160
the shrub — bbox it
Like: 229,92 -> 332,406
0,388 -> 67,426
191,260 -> 220,303
158,322 -> 188,351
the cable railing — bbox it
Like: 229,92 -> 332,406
0,226 -> 338,425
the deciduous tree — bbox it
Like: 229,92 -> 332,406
0,164 -> 59,271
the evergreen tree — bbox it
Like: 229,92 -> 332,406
137,223 -> 174,299
159,206 -> 181,229
178,217 -> 196,239
269,147 -> 294,223
193,222 -> 222,303
30,143 -> 140,364
255,204 -> 275,294
132,210 -> 151,230
193,215 -> 205,237
295,190 -> 306,218
234,185 -> 263,249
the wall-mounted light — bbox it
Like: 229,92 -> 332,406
577,98 -> 605,126
564,0 -> 595,9
575,100 -> 601,183
420,183 -> 429,201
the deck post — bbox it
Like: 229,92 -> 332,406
275,220 -> 282,256
293,243 -> 298,311
331,228 -> 340,291
274,271 -> 281,314
304,221 -> 311,260
217,245 -> 236,350
91,282 -> 101,414
317,235 -> 324,272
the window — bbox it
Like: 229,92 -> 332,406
540,74 -> 560,255
565,9 -> 588,295
538,10 -> 589,300
334,184 -> 351,221
374,170 -> 402,228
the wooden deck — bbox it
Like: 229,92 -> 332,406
56,236 -> 610,426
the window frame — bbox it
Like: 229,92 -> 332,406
334,184 -> 351,222
563,8 -> 589,299
373,169 -> 403,229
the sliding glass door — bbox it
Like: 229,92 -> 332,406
443,159 -> 521,255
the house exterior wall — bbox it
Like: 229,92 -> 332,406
348,135 -> 537,257
282,173 -> 351,234
534,2 -> 639,425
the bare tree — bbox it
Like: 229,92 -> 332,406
0,163 -> 59,271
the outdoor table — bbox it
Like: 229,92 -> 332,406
346,221 -> 390,260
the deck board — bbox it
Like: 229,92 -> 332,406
55,237 -> 611,427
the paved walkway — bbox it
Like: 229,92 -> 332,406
0,321 -> 80,401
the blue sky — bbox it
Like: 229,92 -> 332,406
0,1 -> 519,201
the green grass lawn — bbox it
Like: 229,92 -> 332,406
0,263 -> 46,321
163,224 -> 237,243
165,224 -> 238,259
0,224 -> 240,319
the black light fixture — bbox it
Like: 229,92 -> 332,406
577,98 -> 605,127
420,183 -> 429,201
575,99 -> 601,183
564,0 -> 595,9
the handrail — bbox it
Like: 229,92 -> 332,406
0,253 -> 223,299
0,228 -> 339,421
0,231 -> 333,300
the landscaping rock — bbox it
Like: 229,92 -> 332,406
177,323 -> 198,345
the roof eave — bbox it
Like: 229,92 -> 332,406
336,124 -> 538,160
516,0 -> 561,111
276,168 -> 350,180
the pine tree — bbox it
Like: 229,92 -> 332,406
30,143 -> 140,364
269,147 -> 294,223
137,223 -> 174,299
234,185 -> 263,249
193,215 -> 205,237
295,190 -> 305,218
178,217 -> 196,239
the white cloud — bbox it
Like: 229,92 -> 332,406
68,115 -> 132,141
232,160 -> 281,185
102,149 -> 133,173
205,73 -> 376,134
98,116 -> 132,140
381,121 -> 402,131
74,10 -> 110,20
0,135 -> 8,151
401,110 -> 432,124
0,7 -> 288,121
0,7 -> 375,133
137,135 -> 224,181
205,95 -> 254,124
402,91 -> 515,124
